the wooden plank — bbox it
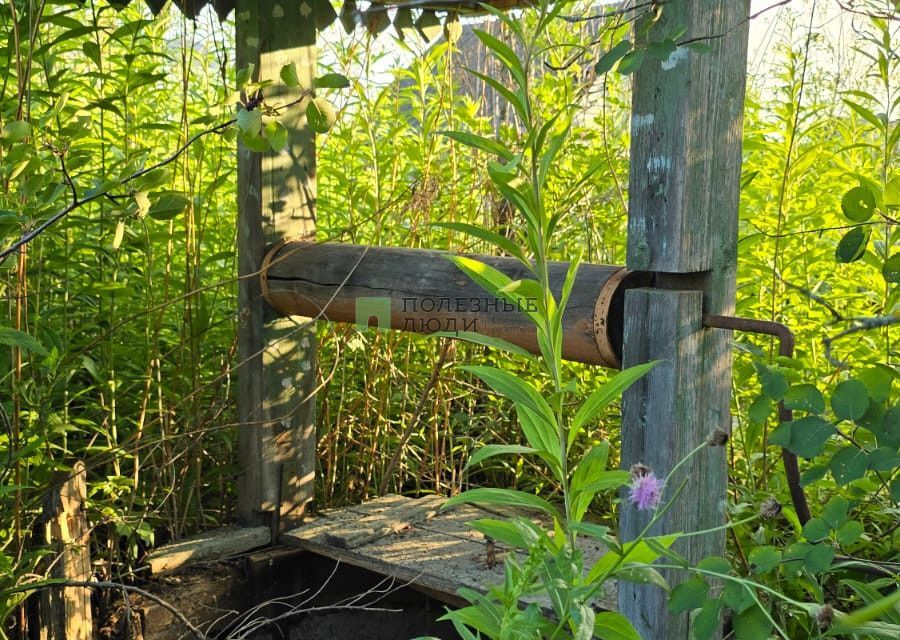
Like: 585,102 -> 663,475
265,242 -> 652,367
285,496 -> 444,549
235,0 -> 318,531
325,495 -> 445,549
343,493 -> 411,515
38,462 -> 91,640
283,502 -> 617,611
619,289 -> 723,638
146,526 -> 270,574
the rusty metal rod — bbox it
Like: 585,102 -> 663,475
702,314 -> 812,524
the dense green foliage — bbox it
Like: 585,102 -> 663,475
0,0 -> 896,638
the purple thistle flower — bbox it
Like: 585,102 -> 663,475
628,469 -> 663,511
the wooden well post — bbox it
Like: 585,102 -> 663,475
618,1 -> 750,637
235,0 -> 318,533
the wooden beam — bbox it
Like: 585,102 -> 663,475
263,242 -> 652,368
236,1 -> 317,532
620,1 -> 750,638
146,526 -> 270,575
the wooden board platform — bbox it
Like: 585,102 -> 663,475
282,495 -> 616,611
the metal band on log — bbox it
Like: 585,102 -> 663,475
261,242 -> 650,368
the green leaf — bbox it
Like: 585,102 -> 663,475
431,330 -> 533,357
264,120 -> 288,151
588,535 -> 679,582
759,366 -> 789,400
570,521 -> 612,542
443,487 -> 559,517
885,176 -> 900,207
722,581 -> 756,615
668,578 -> 709,613
748,395 -> 774,424
461,365 -> 556,429
2,121 -> 31,143
783,384 -> 826,414
236,107 -> 262,134
517,405 -> 558,467
594,612 -> 641,640
617,49 -> 645,74
0,327 -> 48,356
616,565 -> 669,590
802,517 -> 830,542
646,38 -> 678,60
472,29 -> 527,91
467,518 -> 537,549
448,255 -> 513,302
235,63 -> 254,89
595,39 -> 632,75
82,41 -> 101,68
835,520 -> 864,546
804,543 -> 835,573
280,62 -> 301,87
733,605 -> 773,640
800,464 -> 829,487
832,379 -> 870,421
570,361 -> 657,446
770,416 -> 835,459
822,496 -> 850,529
464,444 -> 536,470
306,97 -> 337,133
240,131 -> 270,152
315,72 -> 350,89
835,227 -> 870,263
883,254 -> 900,282
843,99 -> 885,131
691,598 -> 724,640
439,131 -> 514,162
570,442 -> 610,493
148,193 -> 190,221
830,446 -> 869,485
438,224 -> 526,268
697,556 -> 731,576
747,546 -> 781,575
463,67 -> 529,124
858,366 -> 893,403
868,447 -> 900,471
830,589 -> 900,632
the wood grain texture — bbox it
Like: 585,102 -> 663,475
626,0 -> 750,275
282,499 -> 617,612
265,242 -> 652,367
146,526 -> 270,574
621,3 -> 748,636
38,462 -> 92,640
619,289 -> 725,639
236,0 -> 317,530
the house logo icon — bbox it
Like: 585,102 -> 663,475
355,296 -> 391,330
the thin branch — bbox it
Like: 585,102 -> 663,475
823,313 -> 900,367
0,92 -> 311,264
834,0 -> 900,20
3,580 -> 203,639
777,273 -> 845,320
558,1 -> 659,23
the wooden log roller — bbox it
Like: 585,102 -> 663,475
260,242 -> 651,368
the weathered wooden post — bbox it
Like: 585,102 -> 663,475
619,1 -> 750,637
37,462 -> 92,640
236,0 -> 318,533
